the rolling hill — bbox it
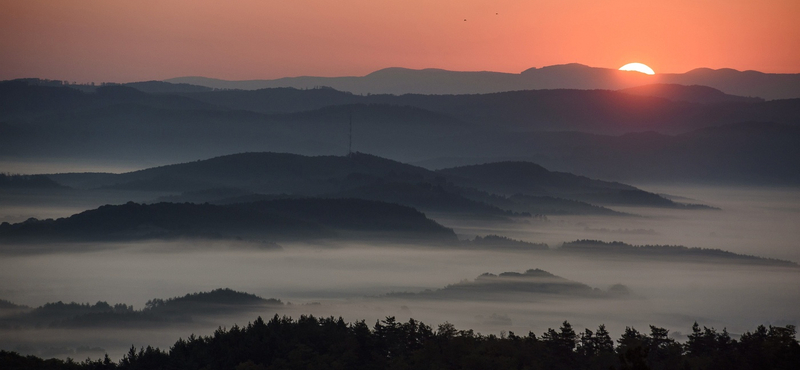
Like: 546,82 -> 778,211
44,152 -> 693,209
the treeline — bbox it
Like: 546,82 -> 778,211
0,173 -> 64,189
2,315 -> 797,370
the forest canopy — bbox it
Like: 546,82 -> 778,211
1,315 -> 797,370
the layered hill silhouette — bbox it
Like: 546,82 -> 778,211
5,79 -> 799,135
2,79 -> 798,185
166,64 -> 800,100
0,198 -> 457,245
418,122 -> 800,185
172,86 -> 799,133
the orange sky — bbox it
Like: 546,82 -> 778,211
1,0 -> 798,83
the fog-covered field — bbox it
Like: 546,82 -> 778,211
1,185 -> 798,360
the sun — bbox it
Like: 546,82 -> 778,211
619,62 -> 655,75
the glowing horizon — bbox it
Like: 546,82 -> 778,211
1,0 -> 798,83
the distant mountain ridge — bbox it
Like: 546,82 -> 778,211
2,80 -> 798,185
166,64 -> 800,100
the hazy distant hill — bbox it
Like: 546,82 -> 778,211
618,84 -> 764,104
664,67 -> 800,101
176,86 -> 800,134
166,63 -> 800,100
419,122 -> 800,185
122,80 -> 214,94
0,198 -> 457,244
554,122 -> 800,185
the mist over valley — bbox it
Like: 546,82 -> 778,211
1,68 -> 799,368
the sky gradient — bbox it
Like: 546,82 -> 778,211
1,0 -> 798,83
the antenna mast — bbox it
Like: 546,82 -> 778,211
348,110 -> 353,156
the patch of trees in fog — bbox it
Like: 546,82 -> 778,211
465,235 -> 549,251
560,240 -> 798,267
441,268 -> 628,298
0,289 -> 280,329
1,315 -> 797,370
388,268 -> 629,300
0,174 -> 65,189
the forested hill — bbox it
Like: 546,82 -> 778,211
45,152 -> 696,210
0,199 -> 457,244
390,268 -> 630,300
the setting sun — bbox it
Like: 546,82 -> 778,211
619,62 -> 656,75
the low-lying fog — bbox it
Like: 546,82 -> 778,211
1,185 -> 798,360
439,185 -> 800,262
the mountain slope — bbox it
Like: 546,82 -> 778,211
436,161 -> 701,208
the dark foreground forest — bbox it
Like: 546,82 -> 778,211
2,315 -> 797,370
